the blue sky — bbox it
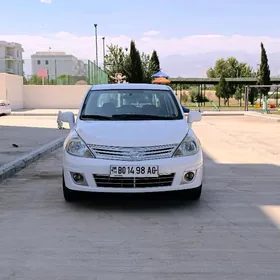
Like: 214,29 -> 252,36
1,0 -> 280,37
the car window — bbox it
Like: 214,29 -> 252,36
80,89 -> 183,120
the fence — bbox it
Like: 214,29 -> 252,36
0,58 -> 108,85
87,60 -> 108,85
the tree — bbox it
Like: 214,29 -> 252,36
141,52 -> 151,83
26,75 -> 43,85
207,57 -> 254,79
234,86 -> 244,102
216,74 -> 231,106
104,41 -> 161,84
104,44 -> 130,83
248,87 -> 259,105
149,50 -> 160,75
207,57 -> 255,105
258,42 -> 271,96
189,86 -> 209,103
127,40 -> 144,83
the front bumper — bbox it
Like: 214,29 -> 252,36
63,151 -> 203,193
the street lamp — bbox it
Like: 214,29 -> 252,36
102,37 -> 105,70
94,24 -> 98,67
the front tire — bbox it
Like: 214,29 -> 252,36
63,176 -> 77,202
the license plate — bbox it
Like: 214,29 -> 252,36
110,165 -> 159,177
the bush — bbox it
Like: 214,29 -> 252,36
180,93 -> 189,103
190,89 -> 209,103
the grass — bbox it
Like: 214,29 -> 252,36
181,102 -> 258,111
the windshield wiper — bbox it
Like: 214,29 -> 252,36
111,114 -> 176,120
80,114 -> 112,120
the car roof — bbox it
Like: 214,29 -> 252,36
90,83 -> 171,91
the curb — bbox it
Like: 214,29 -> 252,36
244,112 -> 280,122
11,113 -> 78,117
0,136 -> 65,184
201,113 -> 245,116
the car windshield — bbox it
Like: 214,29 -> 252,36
80,89 -> 183,120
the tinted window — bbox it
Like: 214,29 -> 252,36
80,89 -> 183,120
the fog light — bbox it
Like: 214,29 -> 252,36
70,172 -> 87,185
184,171 -> 195,182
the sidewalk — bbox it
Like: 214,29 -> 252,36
10,109 -> 280,120
0,115 -> 69,181
12,109 -> 245,117
244,111 -> 280,122
11,109 -> 79,116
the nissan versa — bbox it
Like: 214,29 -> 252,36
59,83 -> 203,202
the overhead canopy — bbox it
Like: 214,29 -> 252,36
152,71 -> 169,78
152,77 -> 171,84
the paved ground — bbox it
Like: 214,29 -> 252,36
1,116 -> 280,279
0,115 -> 68,166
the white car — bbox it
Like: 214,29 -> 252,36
59,83 -> 203,202
0,100 -> 11,115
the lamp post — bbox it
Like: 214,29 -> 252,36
102,37 -> 105,70
94,24 -> 98,67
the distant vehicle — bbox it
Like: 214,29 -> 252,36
0,100 -> 11,116
58,83 -> 203,202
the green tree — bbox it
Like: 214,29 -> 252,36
141,52 -> 151,83
127,40 -> 144,83
258,42 -> 271,96
207,57 -> 255,105
207,57 -> 254,79
149,50 -> 160,75
189,86 -> 209,103
27,75 -> 43,85
104,44 -> 130,82
104,42 -> 161,84
248,87 -> 259,105
216,74 -> 231,106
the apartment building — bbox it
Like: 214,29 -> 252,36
31,51 -> 87,79
0,41 -> 24,76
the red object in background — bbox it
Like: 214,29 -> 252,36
37,68 -> 48,78
270,104 -> 276,108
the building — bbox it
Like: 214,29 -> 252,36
31,51 -> 87,79
0,41 -> 24,76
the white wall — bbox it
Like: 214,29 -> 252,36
0,73 -> 23,109
6,74 -> 23,109
23,85 -> 90,109
0,74 -> 6,100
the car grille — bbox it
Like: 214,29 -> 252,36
87,144 -> 178,161
93,174 -> 175,188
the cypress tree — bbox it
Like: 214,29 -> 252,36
258,42 -> 271,96
128,40 -> 144,83
149,50 -> 160,74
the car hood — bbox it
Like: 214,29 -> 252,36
75,120 -> 189,146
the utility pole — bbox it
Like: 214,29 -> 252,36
94,24 -> 98,67
102,37 -> 105,70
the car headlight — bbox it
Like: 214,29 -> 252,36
64,132 -> 93,158
173,135 -> 200,157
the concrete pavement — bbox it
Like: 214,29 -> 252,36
0,116 -> 280,279
0,115 -> 68,167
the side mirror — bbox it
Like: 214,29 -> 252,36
187,111 -> 202,123
57,111 -> 75,129
181,105 -> 190,113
